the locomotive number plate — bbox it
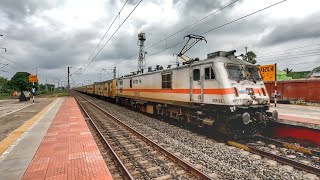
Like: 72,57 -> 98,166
212,99 -> 223,103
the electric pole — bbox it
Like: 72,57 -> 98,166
243,46 -> 248,61
68,66 -> 70,96
113,67 -> 116,79
45,78 -> 48,91
138,32 -> 146,73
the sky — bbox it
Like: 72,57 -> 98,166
0,0 -> 320,87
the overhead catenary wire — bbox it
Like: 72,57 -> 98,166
256,43 -> 320,56
0,55 -> 27,70
107,0 -> 240,70
87,0 -> 129,62
82,0 -> 143,73
258,52 -> 320,63
278,60 -> 320,67
144,0 -> 240,51
257,48 -> 320,59
156,0 -> 289,55
117,0 -> 289,71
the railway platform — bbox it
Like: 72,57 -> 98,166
0,97 -> 112,180
269,103 -> 320,130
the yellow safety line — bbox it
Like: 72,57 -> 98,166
0,98 -> 59,154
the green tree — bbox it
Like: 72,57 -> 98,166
245,51 -> 257,64
8,72 -> 32,92
283,68 -> 293,75
0,76 -> 11,93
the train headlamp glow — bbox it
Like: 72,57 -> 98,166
242,112 -> 251,125
246,88 -> 254,95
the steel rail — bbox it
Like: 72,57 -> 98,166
75,92 -> 213,180
75,95 -> 134,180
255,135 -> 320,157
228,141 -> 320,176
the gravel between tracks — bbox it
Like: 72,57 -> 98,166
86,96 -> 319,180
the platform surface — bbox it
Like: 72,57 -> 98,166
0,98 -> 55,142
0,98 -> 62,180
0,99 -> 32,118
270,103 -> 320,129
22,97 -> 112,180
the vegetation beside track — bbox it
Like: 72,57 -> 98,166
0,93 -> 11,100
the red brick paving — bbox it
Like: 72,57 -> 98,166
22,97 -> 113,180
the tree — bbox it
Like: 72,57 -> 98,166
283,68 -> 293,75
245,51 -> 257,64
0,76 -> 11,93
8,72 -> 32,92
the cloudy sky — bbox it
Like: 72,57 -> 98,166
0,0 -> 319,86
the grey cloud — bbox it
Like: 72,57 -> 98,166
173,0 -> 223,14
0,0 -> 319,84
0,0 -> 62,22
259,12 -> 320,46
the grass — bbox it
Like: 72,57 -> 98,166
35,90 -> 69,98
0,93 -> 12,100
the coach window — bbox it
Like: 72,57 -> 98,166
130,79 -> 132,88
205,67 -> 215,80
193,69 -> 200,81
162,73 -> 172,89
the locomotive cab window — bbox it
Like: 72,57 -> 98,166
130,79 -> 132,88
193,69 -> 200,81
205,67 -> 215,80
162,73 -> 172,89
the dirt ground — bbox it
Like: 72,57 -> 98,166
0,98 -> 55,142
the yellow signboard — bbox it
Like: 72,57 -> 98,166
258,64 -> 276,81
29,75 -> 38,82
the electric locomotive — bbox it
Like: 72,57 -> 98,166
76,34 -> 278,136
115,50 -> 277,136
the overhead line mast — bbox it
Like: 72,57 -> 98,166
137,32 -> 146,73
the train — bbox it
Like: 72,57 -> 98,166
75,49 -> 278,137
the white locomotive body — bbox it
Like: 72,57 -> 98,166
114,50 -> 277,135
77,50 -> 277,136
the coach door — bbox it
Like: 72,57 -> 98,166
190,66 -> 204,103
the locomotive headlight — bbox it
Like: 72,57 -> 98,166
246,88 -> 254,95
272,110 -> 278,120
242,112 -> 251,125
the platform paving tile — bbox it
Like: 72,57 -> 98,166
22,97 -> 113,180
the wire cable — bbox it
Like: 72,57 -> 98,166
258,52 -> 320,63
256,43 -> 320,56
106,0 -> 240,70
87,0 -> 129,61
257,48 -> 320,59
119,0 -> 289,70
82,0 -> 143,73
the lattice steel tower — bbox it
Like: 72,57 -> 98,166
137,32 -> 146,73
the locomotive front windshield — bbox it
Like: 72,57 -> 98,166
226,65 -> 245,80
245,65 -> 262,80
227,64 -> 262,81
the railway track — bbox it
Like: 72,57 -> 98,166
255,135 -> 320,158
74,92 -> 212,179
75,92 -> 320,178
228,138 -> 320,176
